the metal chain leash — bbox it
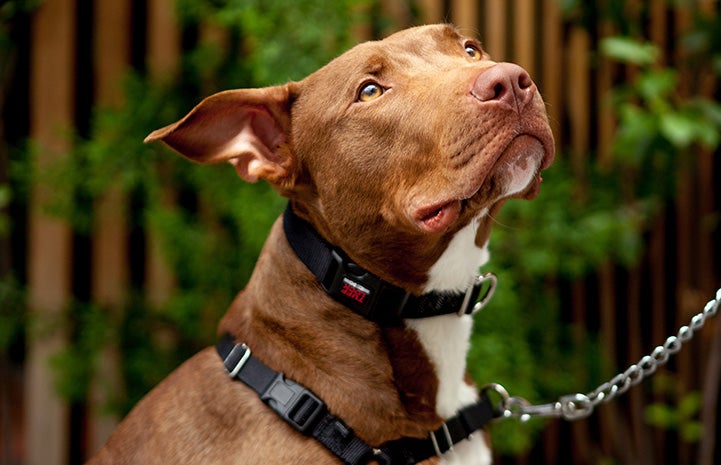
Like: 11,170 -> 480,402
482,286 -> 721,423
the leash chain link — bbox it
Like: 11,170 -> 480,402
485,286 -> 721,422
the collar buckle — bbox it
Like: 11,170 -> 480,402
321,250 -> 383,316
322,249 -> 409,324
458,272 -> 498,316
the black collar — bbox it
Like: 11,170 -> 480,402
282,204 -> 495,325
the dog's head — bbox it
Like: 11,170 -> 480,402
146,24 -> 554,293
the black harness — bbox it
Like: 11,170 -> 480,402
215,205 -> 499,464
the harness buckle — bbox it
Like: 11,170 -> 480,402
261,373 -> 327,434
458,272 -> 497,316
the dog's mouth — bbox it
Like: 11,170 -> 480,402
413,134 -> 553,234
415,199 -> 463,233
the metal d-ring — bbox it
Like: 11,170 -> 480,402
458,272 -> 498,316
471,272 -> 498,314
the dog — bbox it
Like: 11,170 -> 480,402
87,24 -> 554,465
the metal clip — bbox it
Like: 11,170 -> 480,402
482,383 -> 563,422
514,402 -> 563,421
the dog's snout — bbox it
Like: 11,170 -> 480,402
471,63 -> 535,112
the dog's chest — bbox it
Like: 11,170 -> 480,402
406,220 -> 492,465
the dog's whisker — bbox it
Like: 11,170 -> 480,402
486,210 -> 520,231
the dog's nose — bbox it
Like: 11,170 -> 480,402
471,63 -> 535,112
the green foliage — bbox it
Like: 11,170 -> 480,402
606,44 -> 721,159
645,374 -> 704,443
50,302 -> 110,402
175,0 -> 370,86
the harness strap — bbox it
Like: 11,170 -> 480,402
282,204 -> 492,325
217,335 -> 376,464
217,335 -> 498,465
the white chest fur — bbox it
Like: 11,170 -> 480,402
405,218 -> 493,465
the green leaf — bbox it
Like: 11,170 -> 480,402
637,69 -> 677,102
601,37 -> 660,66
680,421 -> 703,443
678,391 -> 702,419
659,112 -> 697,148
645,403 -> 677,428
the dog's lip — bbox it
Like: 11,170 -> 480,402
413,199 -> 462,234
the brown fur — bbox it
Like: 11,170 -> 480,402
88,24 -> 553,465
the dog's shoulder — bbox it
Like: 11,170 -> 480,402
90,348 -> 341,464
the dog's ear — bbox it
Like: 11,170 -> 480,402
145,84 -> 297,185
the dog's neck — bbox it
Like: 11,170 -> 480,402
409,219 -> 490,418
218,215 -> 489,444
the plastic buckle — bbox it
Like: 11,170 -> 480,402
458,272 -> 497,316
261,373 -> 327,433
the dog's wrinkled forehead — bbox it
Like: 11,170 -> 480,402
347,24 -> 471,67
298,24 -> 475,104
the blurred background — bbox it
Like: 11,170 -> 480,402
1,0 -> 720,464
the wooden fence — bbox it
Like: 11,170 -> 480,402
1,0 -> 719,464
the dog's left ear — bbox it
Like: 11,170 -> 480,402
145,84 -> 297,185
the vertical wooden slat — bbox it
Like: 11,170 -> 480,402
418,0 -> 444,24
541,0 -> 562,143
513,0 -> 534,75
695,2 -> 718,464
484,0 -> 506,60
147,0 -> 180,80
569,281 -> 591,465
451,0 -> 478,34
26,1 -> 75,464
648,211 -> 669,451
647,2 -> 671,458
86,0 -> 131,456
649,0 -> 668,60
146,0 -> 180,307
566,19 -> 592,465
566,26 -> 590,178
597,20 -> 615,167
673,6 -> 694,464
627,269 -> 655,465
597,262 -> 621,458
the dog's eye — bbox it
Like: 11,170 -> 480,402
465,44 -> 482,61
358,82 -> 384,102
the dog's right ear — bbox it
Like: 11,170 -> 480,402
145,84 -> 297,186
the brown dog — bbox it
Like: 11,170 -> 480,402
88,24 -> 554,465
